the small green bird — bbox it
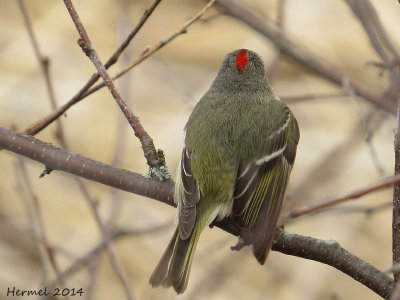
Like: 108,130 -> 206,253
149,49 -> 299,294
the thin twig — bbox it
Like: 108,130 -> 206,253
288,174 -> 400,219
84,0 -> 217,97
63,0 -> 165,179
22,0 -> 162,137
0,126 -> 395,298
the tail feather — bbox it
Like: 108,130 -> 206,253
150,226 -> 201,294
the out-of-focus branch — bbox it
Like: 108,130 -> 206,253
288,174 -> 400,219
345,0 -> 400,100
17,158 -> 66,287
214,0 -> 396,114
0,126 -> 394,298
17,0 -> 67,289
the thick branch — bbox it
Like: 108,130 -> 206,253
215,0 -> 396,114
0,126 -> 174,205
273,230 -> 395,299
394,102 -> 400,282
0,126 -> 394,298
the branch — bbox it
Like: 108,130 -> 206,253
22,0 -> 162,136
0,126 -> 174,206
394,101 -> 400,282
288,174 -> 400,219
273,230 -> 395,299
63,0 -> 166,177
214,0 -> 396,114
0,126 -> 394,298
77,0 -> 217,101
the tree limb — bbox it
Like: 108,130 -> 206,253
0,126 -> 394,298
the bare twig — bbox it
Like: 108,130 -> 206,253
84,0 -> 217,97
288,174 -> 400,219
22,0 -> 162,136
214,0 -> 396,114
0,126 -> 394,298
63,0 -> 166,180
394,100 -> 400,282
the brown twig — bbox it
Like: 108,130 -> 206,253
22,0 -> 162,137
83,0 -> 217,98
288,174 -> 400,219
394,100 -> 400,282
214,0 -> 396,114
63,0 -> 165,180
0,126 -> 394,298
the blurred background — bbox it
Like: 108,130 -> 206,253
0,0 -> 398,299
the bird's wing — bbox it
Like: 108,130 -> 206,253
232,109 -> 299,263
176,147 -> 200,240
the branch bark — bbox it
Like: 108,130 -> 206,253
394,101 -> 400,282
0,126 -> 394,298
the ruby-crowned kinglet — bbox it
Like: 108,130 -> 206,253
150,49 -> 300,294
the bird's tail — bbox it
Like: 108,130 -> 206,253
149,225 -> 201,294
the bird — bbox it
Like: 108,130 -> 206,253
149,48 -> 300,294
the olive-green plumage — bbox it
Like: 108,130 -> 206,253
149,49 -> 299,294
